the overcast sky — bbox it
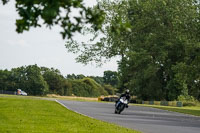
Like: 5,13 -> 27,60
0,1 -> 118,76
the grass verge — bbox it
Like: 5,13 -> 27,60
153,106 -> 200,116
0,96 -> 140,133
132,104 -> 200,116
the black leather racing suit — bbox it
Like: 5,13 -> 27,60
115,92 -> 130,108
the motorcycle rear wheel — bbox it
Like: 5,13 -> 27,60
115,110 -> 117,114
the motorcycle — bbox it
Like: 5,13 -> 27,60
115,96 -> 128,114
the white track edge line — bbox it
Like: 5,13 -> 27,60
55,99 -> 95,119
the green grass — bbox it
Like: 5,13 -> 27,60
0,96 -> 140,133
153,106 -> 200,116
132,104 -> 200,116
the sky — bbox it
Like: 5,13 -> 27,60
0,1 -> 118,77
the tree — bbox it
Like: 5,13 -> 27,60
11,65 -> 49,95
103,84 -> 115,95
89,76 -> 104,85
69,77 -> 108,97
66,0 -> 200,100
0,69 -> 15,91
76,74 -> 85,79
66,74 -> 77,80
124,0 -> 200,100
41,67 -> 65,95
66,74 -> 85,80
62,79 -> 73,96
25,65 -> 49,95
103,70 -> 119,88
1,0 -> 105,39
65,0 -> 131,65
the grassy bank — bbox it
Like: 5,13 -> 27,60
132,104 -> 200,116
0,95 -> 140,133
153,106 -> 200,116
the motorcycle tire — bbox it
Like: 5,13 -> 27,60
115,110 -> 117,114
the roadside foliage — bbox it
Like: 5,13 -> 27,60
0,65 -> 117,97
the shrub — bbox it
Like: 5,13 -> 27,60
62,80 -> 73,96
178,95 -> 198,106
69,78 -> 108,97
103,84 -> 115,95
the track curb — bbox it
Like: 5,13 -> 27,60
55,99 -> 95,119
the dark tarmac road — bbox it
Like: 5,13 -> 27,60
57,100 -> 200,133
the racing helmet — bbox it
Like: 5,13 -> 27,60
125,89 -> 130,94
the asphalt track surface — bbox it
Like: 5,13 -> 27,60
57,100 -> 200,133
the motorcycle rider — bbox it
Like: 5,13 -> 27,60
116,89 -> 130,108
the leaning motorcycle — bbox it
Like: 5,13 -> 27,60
115,97 -> 128,114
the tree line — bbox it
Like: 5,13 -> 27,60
0,65 -> 118,97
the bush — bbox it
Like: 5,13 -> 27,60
178,95 -> 195,102
62,80 -> 73,96
103,84 -> 115,95
71,80 -> 90,97
178,95 -> 198,106
69,78 -> 108,97
183,102 -> 197,106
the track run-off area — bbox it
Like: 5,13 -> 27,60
57,100 -> 200,133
